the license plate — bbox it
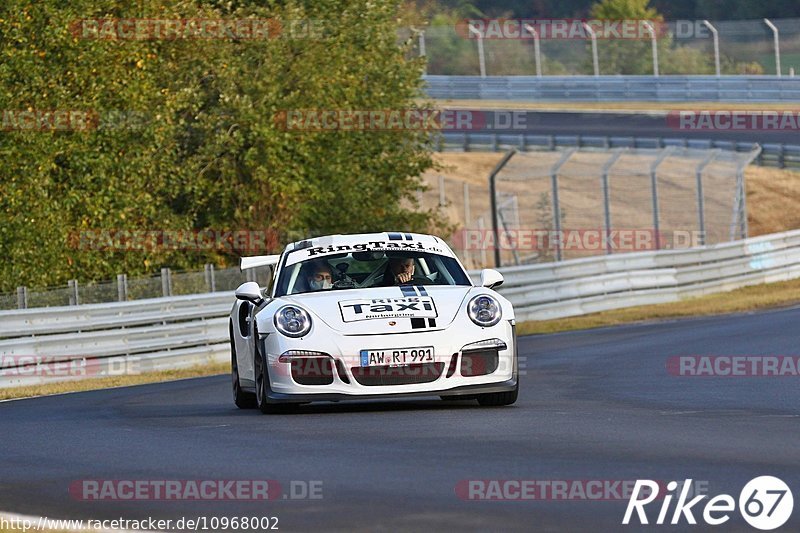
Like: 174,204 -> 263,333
359,347 -> 434,367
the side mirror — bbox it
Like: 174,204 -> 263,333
235,282 -> 263,303
480,268 -> 504,289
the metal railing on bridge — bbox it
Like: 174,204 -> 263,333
423,75 -> 800,102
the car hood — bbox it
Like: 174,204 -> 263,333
280,285 -> 473,335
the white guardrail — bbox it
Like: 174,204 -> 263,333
3,228 -> 800,388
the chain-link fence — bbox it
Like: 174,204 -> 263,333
414,18 -> 800,76
2,264 -> 275,311
420,146 -> 760,269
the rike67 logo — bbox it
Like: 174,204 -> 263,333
623,476 -> 793,530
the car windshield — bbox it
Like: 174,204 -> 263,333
274,251 -> 472,296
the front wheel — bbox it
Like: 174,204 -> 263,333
231,325 -> 256,409
476,382 -> 518,407
254,334 -> 300,415
254,344 -> 272,414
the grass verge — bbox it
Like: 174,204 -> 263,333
0,361 -> 228,402
517,277 -> 800,336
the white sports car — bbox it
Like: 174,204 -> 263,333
229,232 -> 518,413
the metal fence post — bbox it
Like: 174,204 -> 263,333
731,145 -> 762,240
477,216 -> 488,267
764,19 -> 781,76
497,195 -> 521,265
600,149 -> 624,254
549,149 -> 577,261
463,182 -> 471,226
413,28 -> 426,75
205,263 -> 216,292
583,23 -> 599,76
730,171 -> 745,242
16,286 -> 27,310
68,279 -> 79,306
438,175 -> 446,206
488,149 -> 518,267
117,274 -> 128,302
511,195 -> 520,227
523,24 -> 542,77
695,150 -> 720,246
161,268 -> 172,297
462,182 -> 472,266
649,147 -> 675,250
468,25 -> 486,77
702,21 -> 720,77
643,21 -> 659,76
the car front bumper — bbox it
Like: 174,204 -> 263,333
259,321 -> 518,403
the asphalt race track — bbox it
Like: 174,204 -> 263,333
2,306 -> 800,532
459,110 -> 800,145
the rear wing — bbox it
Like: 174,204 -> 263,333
240,255 -> 280,271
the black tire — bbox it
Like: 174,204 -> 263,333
253,330 -> 300,415
476,382 -> 518,407
231,324 -> 256,409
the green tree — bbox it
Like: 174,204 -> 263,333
0,0 -> 445,293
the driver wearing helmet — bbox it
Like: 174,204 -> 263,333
305,261 -> 334,291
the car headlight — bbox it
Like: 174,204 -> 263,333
467,294 -> 502,327
274,305 -> 312,337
